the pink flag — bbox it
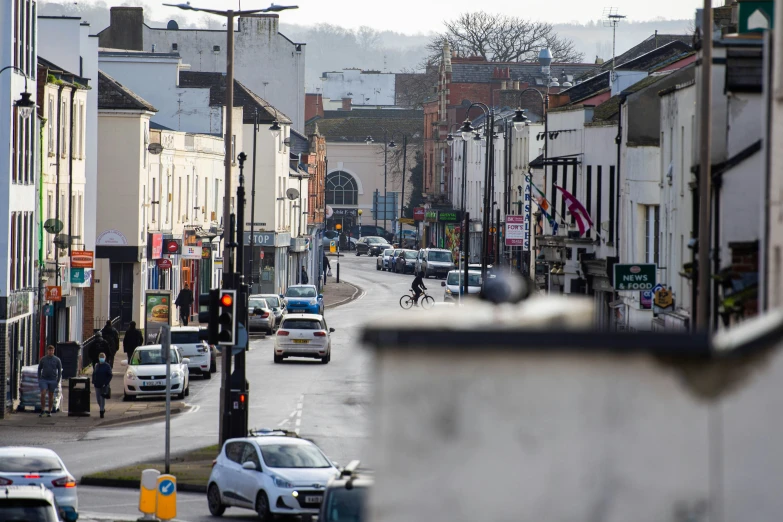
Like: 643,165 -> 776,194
555,185 -> 593,236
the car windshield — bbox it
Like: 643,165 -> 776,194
383,249 -> 394,256
404,251 -> 418,259
263,297 -> 280,307
0,500 -> 59,522
323,486 -> 368,522
249,299 -> 268,310
286,287 -> 316,298
447,272 -> 482,286
282,319 -> 323,330
170,331 -> 200,344
366,237 -> 384,244
429,251 -> 453,262
130,349 -> 178,365
0,456 -> 62,473
259,443 -> 332,468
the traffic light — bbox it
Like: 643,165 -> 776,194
218,289 -> 237,346
199,290 -> 219,345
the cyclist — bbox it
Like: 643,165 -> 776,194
411,271 -> 428,307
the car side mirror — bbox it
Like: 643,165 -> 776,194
182,358 -> 190,365
318,294 -> 323,300
329,328 -> 335,333
242,461 -> 258,471
441,281 -> 446,287
279,294 -> 285,299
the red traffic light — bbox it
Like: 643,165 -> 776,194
220,293 -> 234,307
239,394 -> 246,403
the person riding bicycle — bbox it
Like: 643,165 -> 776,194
412,271 -> 428,307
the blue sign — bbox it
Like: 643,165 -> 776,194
43,304 -> 54,317
70,268 -> 85,284
652,284 -> 664,294
158,479 -> 175,496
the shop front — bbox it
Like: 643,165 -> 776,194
244,232 -> 291,294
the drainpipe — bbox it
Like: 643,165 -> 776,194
37,105 -> 44,358
616,92 -> 626,262
52,85 -> 64,345
712,173 -> 721,329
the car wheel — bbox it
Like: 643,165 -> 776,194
210,358 -> 217,373
274,354 -> 283,363
355,251 -> 361,256
185,385 -> 190,397
203,370 -> 211,380
176,390 -> 185,400
207,483 -> 226,516
321,354 -> 330,364
255,491 -> 271,522
376,263 -> 381,271
122,393 -> 133,402
266,327 -> 273,335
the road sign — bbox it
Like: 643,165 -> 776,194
613,263 -> 656,291
654,287 -> 674,308
138,469 -> 160,516
156,474 -> 177,520
330,240 -> 336,253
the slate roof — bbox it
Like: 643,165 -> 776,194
321,109 -> 424,120
178,71 -> 292,125
578,34 -> 693,79
306,117 -> 422,143
98,70 -> 157,112
451,60 -> 597,84
591,73 -> 675,122
616,41 -> 694,72
559,71 -> 610,104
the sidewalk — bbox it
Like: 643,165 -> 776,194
322,279 -> 362,309
6,354 -> 187,429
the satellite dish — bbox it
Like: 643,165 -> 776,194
286,188 -> 300,200
44,219 -> 64,235
148,143 -> 164,155
325,205 -> 334,219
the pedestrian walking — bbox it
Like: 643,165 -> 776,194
323,254 -> 331,285
301,265 -> 309,285
89,331 -> 111,370
123,321 -> 144,362
92,352 -> 112,419
175,283 -> 194,326
101,320 -> 120,367
37,345 -> 62,417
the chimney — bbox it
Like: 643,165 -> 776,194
239,13 -> 280,38
341,97 -> 352,111
100,7 -> 144,50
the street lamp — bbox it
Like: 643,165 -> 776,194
358,209 -> 363,241
0,66 -> 35,120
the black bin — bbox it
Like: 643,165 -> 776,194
56,342 -> 81,379
68,377 -> 91,417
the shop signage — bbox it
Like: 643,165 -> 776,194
45,286 -> 62,302
201,247 -> 211,259
613,263 -> 657,291
243,232 -> 291,247
505,215 -> 527,248
71,250 -> 94,268
640,290 -> 653,310
438,211 -> 462,223
157,258 -> 173,270
332,208 -> 358,217
425,210 -> 438,222
413,208 -> 426,221
150,233 -> 163,259
144,291 -> 171,342
70,268 -> 85,284
164,239 -> 181,254
654,286 -> 674,309
182,245 -> 202,259
96,229 -> 128,246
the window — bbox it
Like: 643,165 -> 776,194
10,212 -> 17,291
204,177 -> 209,218
214,179 -> 219,220
143,122 -> 149,166
224,442 -> 243,463
241,443 -> 260,468
77,194 -> 83,242
194,174 -> 199,221
259,443 -> 331,469
79,102 -> 84,158
151,178 -> 157,222
60,99 -> 67,156
326,171 -> 358,205
231,135 -> 236,163
47,96 -> 54,154
73,100 -> 79,158
166,173 -> 171,224
178,177 -> 182,223
645,205 -> 660,265
185,175 -> 190,222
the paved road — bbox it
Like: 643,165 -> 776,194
69,254 -> 415,519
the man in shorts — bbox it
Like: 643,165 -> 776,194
38,345 -> 62,417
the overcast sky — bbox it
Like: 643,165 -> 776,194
85,0 -> 718,34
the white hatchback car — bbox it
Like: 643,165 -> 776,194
0,447 -> 78,521
156,326 -> 212,378
0,485 -> 62,522
207,431 -> 339,521
274,314 -> 335,364
121,344 -> 190,401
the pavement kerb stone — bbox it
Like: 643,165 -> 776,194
325,280 -> 362,309
79,476 -> 206,493
95,405 -> 185,428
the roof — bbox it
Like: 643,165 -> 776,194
178,71 -> 291,125
246,435 -> 312,446
38,57 -> 91,89
616,41 -> 694,72
559,71 -> 610,103
451,61 -> 596,84
591,73 -> 674,122
150,121 -> 175,131
601,34 -> 693,73
98,70 -> 157,112
322,109 -> 424,120
307,117 -> 423,143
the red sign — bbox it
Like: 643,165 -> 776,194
164,239 -> 181,254
45,286 -> 62,302
260,251 -> 265,260
505,215 -> 526,246
151,233 -> 163,259
157,258 -> 173,270
413,207 -> 426,221
71,250 -> 94,269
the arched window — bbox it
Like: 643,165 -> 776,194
326,171 -> 358,206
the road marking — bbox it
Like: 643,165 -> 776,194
295,418 -> 301,427
296,409 -> 302,418
289,411 -> 297,418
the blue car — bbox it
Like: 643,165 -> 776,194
282,285 -> 324,315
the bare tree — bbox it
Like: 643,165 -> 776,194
356,26 -> 381,53
395,66 -> 438,109
428,12 -> 585,63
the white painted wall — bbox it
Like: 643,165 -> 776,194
241,122 -> 291,234
770,0 -> 783,309
321,69 -> 396,106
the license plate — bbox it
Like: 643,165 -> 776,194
293,339 -> 309,344
142,381 -> 163,386
293,309 -> 306,313
305,495 -> 323,503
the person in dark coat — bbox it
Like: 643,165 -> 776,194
322,254 -> 331,285
301,265 -> 309,285
92,352 -> 113,418
175,284 -> 194,326
101,320 -> 120,366
123,321 -> 144,362
89,331 -> 111,369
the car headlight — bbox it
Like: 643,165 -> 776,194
445,288 -> 452,295
273,475 -> 294,489
310,298 -> 318,305
171,370 -> 182,379
125,371 -> 135,380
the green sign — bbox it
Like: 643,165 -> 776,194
738,1 -> 774,32
425,210 -> 438,222
438,210 -> 462,223
613,263 -> 657,291
70,268 -> 85,284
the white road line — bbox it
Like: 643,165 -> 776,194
295,418 -> 301,427
296,409 -> 302,418
277,418 -> 289,427
294,428 -> 300,435
289,411 -> 297,418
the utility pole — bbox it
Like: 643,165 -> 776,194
697,2 -> 713,330
249,109 -> 258,292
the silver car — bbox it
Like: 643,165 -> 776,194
441,270 -> 483,302
259,294 -> 286,323
249,296 -> 277,334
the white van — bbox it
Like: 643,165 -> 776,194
415,248 -> 455,278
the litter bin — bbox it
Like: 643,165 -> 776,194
56,342 -> 81,379
68,377 -> 91,417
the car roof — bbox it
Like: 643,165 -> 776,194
282,313 -> 323,320
447,269 -> 481,274
258,294 -> 280,298
235,435 -> 313,447
0,447 -> 60,458
136,344 -> 166,350
426,248 -> 451,252
287,285 -> 316,289
169,326 -> 200,332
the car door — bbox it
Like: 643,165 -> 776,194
237,442 -> 264,506
220,441 -> 248,507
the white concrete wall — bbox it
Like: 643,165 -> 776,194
321,69 -> 396,106
143,15 -> 305,131
770,0 -> 783,309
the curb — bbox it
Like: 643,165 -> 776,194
325,281 -> 363,309
79,476 -> 206,493
95,405 -> 185,428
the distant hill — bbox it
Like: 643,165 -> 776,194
39,1 -> 692,92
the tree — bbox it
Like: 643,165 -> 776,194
428,12 -> 584,64
395,66 -> 438,109
404,152 -> 426,218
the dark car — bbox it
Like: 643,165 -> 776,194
355,236 -> 391,256
350,225 -> 393,242
395,249 -> 419,274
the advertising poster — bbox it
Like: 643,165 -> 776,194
144,291 -> 171,342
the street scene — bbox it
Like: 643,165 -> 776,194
3,0 -> 783,521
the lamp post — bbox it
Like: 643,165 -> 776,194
335,223 -> 342,283
164,1 -> 298,446
365,131 -> 390,235
358,209 -> 363,241
0,66 -> 36,120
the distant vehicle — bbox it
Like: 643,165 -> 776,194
319,460 -> 372,522
395,249 -> 419,274
355,236 -> 391,257
282,285 -> 324,315
121,344 -> 190,401
441,270 -> 483,302
322,230 -> 356,251
156,326 -> 211,378
0,448 -> 78,521
258,294 -> 286,323
388,248 -> 404,271
377,249 -> 395,271
248,296 -> 277,335
349,225 -> 392,242
207,430 -> 340,520
415,248 -> 455,278
274,314 -> 335,364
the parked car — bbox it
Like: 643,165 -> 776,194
207,430 -> 340,520
156,326 -> 211,378
121,344 -> 190,401
395,249 -> 419,274
389,248 -> 404,271
319,461 -> 372,522
415,248 -> 456,278
274,314 -> 335,364
322,230 -> 356,251
377,249 -> 395,271
0,485 -> 62,522
248,296 -> 277,334
0,448 -> 79,521
441,270 -> 483,302
355,236 -> 391,256
349,225 -> 392,242
259,294 -> 286,323
282,285 -> 324,315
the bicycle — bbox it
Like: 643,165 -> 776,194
399,289 -> 435,310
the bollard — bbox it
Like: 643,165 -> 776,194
138,469 -> 159,521
336,260 -> 341,283
155,474 -> 177,521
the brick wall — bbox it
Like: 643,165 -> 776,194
448,83 -> 492,108
305,93 -> 323,123
82,285 -> 95,338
